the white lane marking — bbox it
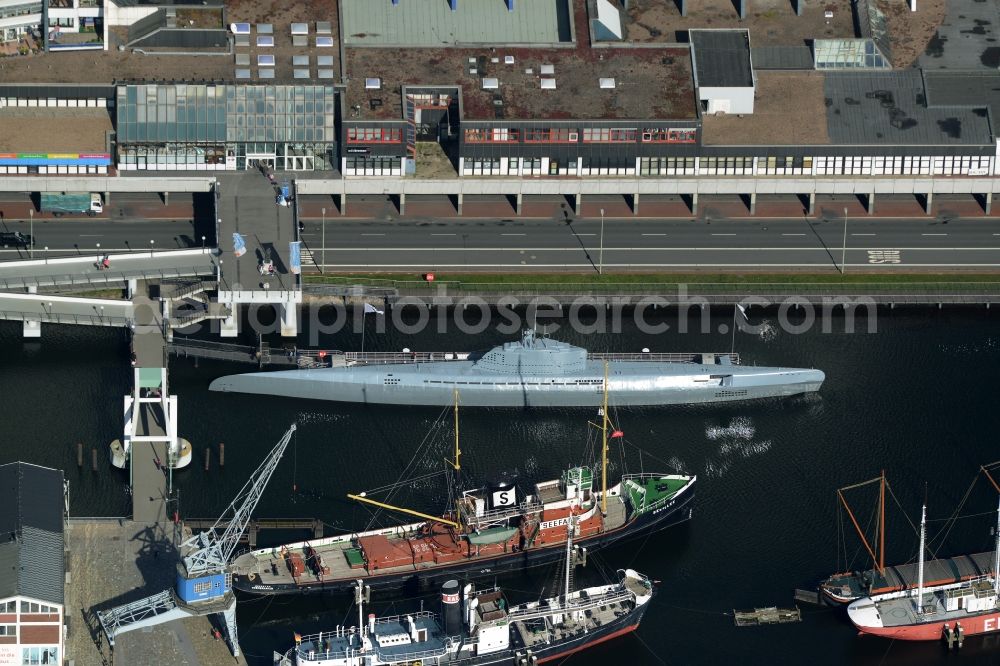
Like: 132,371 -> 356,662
78,234 -> 104,237
574,233 -> 596,236
431,233 -> 457,236
501,233 -> 526,236
711,233 -> 736,236
642,233 -> 667,236
852,233 -> 876,236
320,246 -> 1000,252
781,233 -> 806,236
360,233 -> 385,236
322,262 -> 1000,268
921,233 -> 947,236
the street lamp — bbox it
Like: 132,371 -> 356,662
43,246 -> 48,264
150,239 -> 155,257
201,235 -> 206,250
841,207 -> 848,275
321,207 -> 326,274
599,208 -> 605,275
28,208 -> 33,259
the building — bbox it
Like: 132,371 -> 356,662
0,462 -> 66,666
0,0 -> 40,43
690,29 -> 755,115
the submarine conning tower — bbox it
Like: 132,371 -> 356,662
471,330 -> 587,375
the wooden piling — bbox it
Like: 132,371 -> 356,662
204,448 -> 211,471
76,442 -> 83,468
218,443 -> 225,467
91,447 -> 98,471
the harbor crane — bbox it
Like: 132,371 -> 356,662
97,424 -> 297,658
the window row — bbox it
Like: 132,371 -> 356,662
347,127 -> 403,144
20,601 -> 58,614
343,156 -> 402,176
467,127 -> 697,144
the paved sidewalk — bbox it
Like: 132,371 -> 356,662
0,249 -> 216,290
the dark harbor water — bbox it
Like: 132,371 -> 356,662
2,305 -> 1000,665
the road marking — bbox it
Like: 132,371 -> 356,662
79,234 -> 104,237
431,233 -> 456,236
574,233 -> 596,236
781,233 -> 805,236
501,233 -> 526,236
868,250 -> 902,265
852,233 -> 876,236
921,233 -> 947,236
642,233 -> 667,236
360,233 -> 385,236
711,233 -> 736,236
322,246 -> 1000,252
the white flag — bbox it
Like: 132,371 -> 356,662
363,303 -> 384,315
735,303 -> 749,322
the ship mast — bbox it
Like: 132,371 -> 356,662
601,360 -> 609,517
564,513 -> 575,604
452,388 -> 461,475
994,495 -> 1000,597
915,503 -> 926,612
879,470 -> 886,574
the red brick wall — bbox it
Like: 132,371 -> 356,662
19,625 -> 59,644
19,614 -> 59,623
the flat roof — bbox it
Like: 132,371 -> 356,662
701,71 -> 829,146
0,108 -> 112,153
824,70 -> 993,145
690,29 -> 753,88
341,0 -> 572,46
345,44 -> 695,121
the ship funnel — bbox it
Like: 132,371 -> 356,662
368,613 -> 375,634
441,580 -> 462,636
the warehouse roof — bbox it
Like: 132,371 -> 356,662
824,70 -> 993,145
923,70 -> 1000,140
690,29 -> 753,88
0,463 -> 65,606
341,0 -> 573,46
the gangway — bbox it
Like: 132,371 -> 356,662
97,424 -> 296,657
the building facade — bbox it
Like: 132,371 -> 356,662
0,463 -> 66,666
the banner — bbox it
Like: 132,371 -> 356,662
232,232 -> 247,258
289,241 -> 301,275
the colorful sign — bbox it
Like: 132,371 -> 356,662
289,241 -> 301,275
0,152 -> 112,166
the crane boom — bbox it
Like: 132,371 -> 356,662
182,424 -> 296,574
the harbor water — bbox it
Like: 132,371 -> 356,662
2,305 -> 1000,665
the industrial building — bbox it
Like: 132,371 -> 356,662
0,462 -> 66,666
0,0 -> 997,189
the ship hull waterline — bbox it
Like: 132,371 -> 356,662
851,610 -> 1000,641
233,488 -> 694,596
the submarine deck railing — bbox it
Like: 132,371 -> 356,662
167,339 -> 741,367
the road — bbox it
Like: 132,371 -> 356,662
299,216 -> 1000,272
0,218 -> 210,259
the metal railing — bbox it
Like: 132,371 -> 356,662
0,308 -> 130,327
0,266 -> 216,290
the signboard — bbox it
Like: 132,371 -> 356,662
0,645 -> 18,666
289,241 -> 301,275
0,152 -> 111,166
969,167 -> 989,176
346,147 -> 369,155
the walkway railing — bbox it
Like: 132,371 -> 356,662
0,309 -> 130,327
0,266 -> 216,291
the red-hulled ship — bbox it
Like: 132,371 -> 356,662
848,476 -> 1000,642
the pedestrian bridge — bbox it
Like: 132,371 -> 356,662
0,248 -> 217,290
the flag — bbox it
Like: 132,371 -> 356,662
611,430 -> 624,438
735,303 -> 749,322
289,241 -> 301,275
232,232 -> 246,258
363,303 -> 384,315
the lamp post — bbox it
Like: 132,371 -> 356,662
150,239 -> 155,258
28,209 -> 33,259
321,207 -> 326,274
598,208 -> 605,275
43,246 -> 48,264
201,235 -> 206,251
841,207 -> 848,275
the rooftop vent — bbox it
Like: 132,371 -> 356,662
293,54 -> 310,66
316,36 -> 334,48
482,77 -> 500,90
599,78 -> 615,89
291,23 -> 309,35
504,55 -> 515,65
365,78 -> 382,90
256,23 -> 273,34
540,64 -> 555,75
258,69 -> 275,80
540,78 -> 556,89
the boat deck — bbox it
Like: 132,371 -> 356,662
870,580 -> 999,628
825,551 -> 995,599
514,597 -> 635,650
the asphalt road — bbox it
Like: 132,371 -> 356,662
0,218 -> 210,259
299,216 -> 1000,271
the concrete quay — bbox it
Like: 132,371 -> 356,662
65,519 -> 248,666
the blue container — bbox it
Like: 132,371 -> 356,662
176,571 -> 228,604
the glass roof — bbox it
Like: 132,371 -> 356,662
814,39 -> 891,70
